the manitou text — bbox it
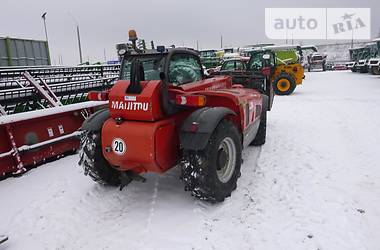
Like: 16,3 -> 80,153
111,101 -> 149,111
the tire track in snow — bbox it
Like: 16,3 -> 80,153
196,146 -> 262,250
143,178 -> 160,234
134,169 -> 209,250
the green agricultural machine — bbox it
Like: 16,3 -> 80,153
368,38 -> 380,75
346,48 -> 361,72
199,49 -> 224,69
355,43 -> 377,73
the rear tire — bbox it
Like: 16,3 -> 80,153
273,73 -> 296,95
181,120 -> 242,202
79,131 -> 121,186
250,109 -> 267,146
371,66 -> 380,75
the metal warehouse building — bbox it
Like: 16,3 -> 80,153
0,37 -> 50,67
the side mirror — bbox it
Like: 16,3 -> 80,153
263,54 -> 271,60
117,44 -> 128,56
118,49 -> 127,56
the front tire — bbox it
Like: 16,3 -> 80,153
181,120 -> 242,202
273,73 -> 296,95
79,131 -> 121,186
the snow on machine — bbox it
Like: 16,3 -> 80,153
79,30 -> 272,202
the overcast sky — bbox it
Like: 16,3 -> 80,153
1,0 -> 379,65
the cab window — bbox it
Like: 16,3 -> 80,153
121,56 -> 164,81
222,60 -> 246,71
249,52 -> 264,70
169,54 -> 202,85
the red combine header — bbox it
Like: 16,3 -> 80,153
0,65 -> 118,177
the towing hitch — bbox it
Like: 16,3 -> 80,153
119,171 -> 146,191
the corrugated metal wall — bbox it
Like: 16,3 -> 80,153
0,38 -> 50,67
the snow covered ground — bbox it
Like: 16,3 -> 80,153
1,71 -> 380,250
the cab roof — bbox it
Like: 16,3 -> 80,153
126,47 -> 195,56
223,57 -> 250,62
263,44 -> 301,51
301,45 -> 318,52
349,47 -> 365,51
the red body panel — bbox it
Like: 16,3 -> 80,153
104,75 -> 263,174
170,76 -> 262,131
109,80 -> 164,121
102,117 -> 179,173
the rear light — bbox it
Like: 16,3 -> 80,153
261,67 -> 271,76
175,95 -> 206,107
293,66 -> 298,73
190,122 -> 199,133
88,91 -> 109,101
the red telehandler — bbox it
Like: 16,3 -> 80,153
79,30 -> 274,202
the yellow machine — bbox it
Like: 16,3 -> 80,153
271,63 -> 304,95
251,45 -> 304,95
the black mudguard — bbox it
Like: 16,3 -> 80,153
81,108 -> 110,132
180,107 -> 236,150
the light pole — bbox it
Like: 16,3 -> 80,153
41,12 -> 51,65
69,12 -> 83,64
76,25 -> 83,64
41,12 -> 49,43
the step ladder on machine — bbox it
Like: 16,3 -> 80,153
0,105 -> 6,116
23,71 -> 63,108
